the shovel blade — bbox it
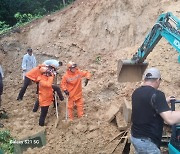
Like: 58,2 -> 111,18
55,117 -> 59,128
62,120 -> 71,129
117,60 -> 148,82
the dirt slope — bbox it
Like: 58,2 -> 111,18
0,0 -> 180,153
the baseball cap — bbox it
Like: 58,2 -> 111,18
143,67 -> 161,79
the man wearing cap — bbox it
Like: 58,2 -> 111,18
130,67 -> 180,153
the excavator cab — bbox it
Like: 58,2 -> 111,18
117,59 -> 148,82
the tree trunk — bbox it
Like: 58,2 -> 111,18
62,0 -> 66,6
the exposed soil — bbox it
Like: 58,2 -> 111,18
0,0 -> 180,153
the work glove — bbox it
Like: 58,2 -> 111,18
60,97 -> 64,101
59,92 -> 64,101
84,79 -> 89,86
59,61 -> 63,66
64,90 -> 69,96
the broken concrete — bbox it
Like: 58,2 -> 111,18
105,103 -> 120,122
116,111 -> 128,131
122,98 -> 132,124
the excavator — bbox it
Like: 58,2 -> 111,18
169,99 -> 180,154
117,12 -> 180,153
117,12 -> 180,82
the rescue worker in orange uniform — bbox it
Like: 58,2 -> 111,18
17,60 -> 63,101
17,64 -> 44,100
61,61 -> 91,120
36,66 -> 55,126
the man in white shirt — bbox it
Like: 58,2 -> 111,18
43,59 -> 63,70
22,48 -> 36,80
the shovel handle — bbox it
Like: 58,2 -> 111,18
55,93 -> 59,118
65,97 -> 68,120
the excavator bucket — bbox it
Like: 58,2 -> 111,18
117,60 -> 148,82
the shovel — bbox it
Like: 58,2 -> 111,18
65,96 -> 68,121
54,92 -> 59,128
53,73 -> 60,128
62,96 -> 71,128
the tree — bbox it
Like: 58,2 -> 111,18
0,0 -> 76,27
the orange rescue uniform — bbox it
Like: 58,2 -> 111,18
37,74 -> 54,107
61,68 -> 91,120
26,64 -> 45,82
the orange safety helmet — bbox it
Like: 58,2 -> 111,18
67,61 -> 77,69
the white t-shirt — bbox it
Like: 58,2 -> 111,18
22,53 -> 36,72
43,59 -> 59,68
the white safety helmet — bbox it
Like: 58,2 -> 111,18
67,61 -> 77,69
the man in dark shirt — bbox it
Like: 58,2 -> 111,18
131,67 -> 179,153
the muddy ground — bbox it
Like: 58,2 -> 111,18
0,0 -> 180,153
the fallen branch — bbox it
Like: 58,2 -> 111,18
110,130 -> 128,154
105,131 -> 125,146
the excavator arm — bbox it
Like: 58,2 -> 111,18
118,12 -> 180,82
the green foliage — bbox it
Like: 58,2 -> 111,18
0,0 -> 76,35
0,130 -> 14,154
14,12 -> 42,26
14,12 -> 32,24
0,21 -> 11,34
0,21 -> 10,30
66,0 -> 75,5
0,0 -> 76,26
